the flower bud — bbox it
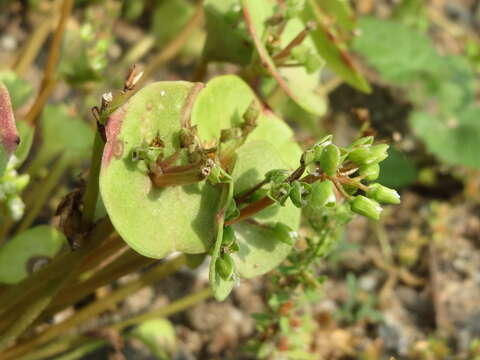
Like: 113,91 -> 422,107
350,195 -> 382,220
359,163 -> 380,181
348,146 -> 371,165
222,226 -> 236,247
369,144 -> 389,164
302,135 -> 332,165
319,144 -> 340,176
216,253 -> 235,280
367,183 -> 400,204
268,182 -> 291,206
272,222 -> 297,246
265,169 -> 289,184
289,181 -> 311,208
308,180 -> 336,211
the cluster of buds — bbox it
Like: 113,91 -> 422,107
0,156 -> 29,220
259,135 -> 400,221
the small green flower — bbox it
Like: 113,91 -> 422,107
367,183 -> 400,204
268,182 -> 291,206
350,195 -> 382,220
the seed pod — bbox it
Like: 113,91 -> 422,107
367,183 -> 400,204
319,144 -> 340,176
350,195 -> 382,220
308,180 -> 336,211
359,163 -> 380,181
265,169 -> 290,184
268,182 -> 291,206
222,226 -> 236,247
302,135 -> 333,165
216,253 -> 235,280
272,222 -> 297,246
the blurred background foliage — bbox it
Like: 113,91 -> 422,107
1,0 -> 480,359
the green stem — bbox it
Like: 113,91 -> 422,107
81,133 -> 104,228
3,255 -> 186,359
16,153 -> 70,235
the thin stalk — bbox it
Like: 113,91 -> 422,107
44,249 -> 156,318
24,0 -> 74,126
0,220 -> 113,351
15,152 -> 70,235
17,287 -> 212,360
48,340 -> 106,360
80,133 -> 105,228
0,219 -> 113,318
3,255 -> 186,359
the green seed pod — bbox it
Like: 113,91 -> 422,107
265,169 -> 290,184
268,182 -> 291,206
272,222 -> 297,246
308,180 -> 336,211
350,195 -> 382,220
367,183 -> 400,205
222,226 -> 236,247
319,144 -> 341,176
216,253 -> 235,280
359,163 -> 380,181
302,135 -> 333,165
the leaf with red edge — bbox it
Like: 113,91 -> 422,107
0,82 -> 19,176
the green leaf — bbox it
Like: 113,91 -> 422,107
100,82 -> 220,259
377,147 -> 416,188
0,82 -> 19,176
353,17 -> 442,84
0,71 -> 33,109
301,0 -> 370,92
410,107 -> 480,168
243,0 -> 327,115
0,226 -> 66,284
231,141 -> 301,278
130,318 -> 176,360
152,0 -> 194,46
191,75 -> 257,142
203,0 -> 253,64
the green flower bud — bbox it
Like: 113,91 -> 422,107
319,144 -> 341,176
265,169 -> 290,184
272,222 -> 297,246
350,195 -> 382,220
369,144 -> 389,164
208,163 -> 232,185
216,253 -> 235,280
367,183 -> 400,204
308,180 -> 336,210
348,146 -> 371,165
359,163 -> 380,181
225,199 -> 240,222
222,226 -> 235,247
289,181 -> 312,208
268,182 -> 291,206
